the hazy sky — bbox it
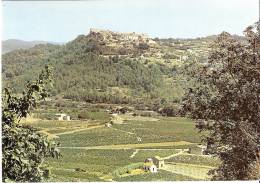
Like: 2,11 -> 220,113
2,0 -> 259,42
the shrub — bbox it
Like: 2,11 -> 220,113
112,162 -> 143,177
78,112 -> 89,119
159,105 -> 179,117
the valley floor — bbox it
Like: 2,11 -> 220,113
28,113 -> 219,181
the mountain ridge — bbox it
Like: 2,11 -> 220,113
2,39 -> 64,54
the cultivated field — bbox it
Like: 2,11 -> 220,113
28,111 -> 218,181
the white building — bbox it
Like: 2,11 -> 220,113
143,162 -> 158,173
143,157 -> 163,173
55,113 -> 71,121
197,145 -> 208,155
105,122 -> 112,128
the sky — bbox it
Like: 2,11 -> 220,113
2,0 -> 259,42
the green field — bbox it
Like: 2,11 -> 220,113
28,113 -> 218,181
57,117 -> 201,147
114,170 -> 197,181
166,154 -> 220,167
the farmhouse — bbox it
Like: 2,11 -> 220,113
55,113 -> 71,121
143,162 -> 157,173
143,157 -> 164,173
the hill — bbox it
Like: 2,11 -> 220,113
2,29 -> 213,107
2,39 -> 62,54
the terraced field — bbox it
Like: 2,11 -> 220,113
28,114 -> 218,181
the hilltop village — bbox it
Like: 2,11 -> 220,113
84,28 -> 211,66
89,28 -> 157,45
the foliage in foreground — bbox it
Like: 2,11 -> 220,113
2,66 -> 61,182
181,24 -> 260,180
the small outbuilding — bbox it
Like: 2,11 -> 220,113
197,145 -> 210,155
151,156 -> 165,169
55,113 -> 71,121
105,122 -> 112,128
137,137 -> 142,142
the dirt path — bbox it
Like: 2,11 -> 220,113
38,124 -> 104,139
99,175 -> 113,182
39,130 -> 59,139
120,114 -> 159,122
110,126 -> 135,135
161,149 -> 184,160
130,149 -> 140,158
134,148 -> 183,151
59,141 -> 196,150
54,125 -> 103,136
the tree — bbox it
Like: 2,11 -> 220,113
2,66 -> 61,182
181,24 -> 260,180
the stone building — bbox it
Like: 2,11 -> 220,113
151,156 -> 165,169
143,156 -> 165,173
